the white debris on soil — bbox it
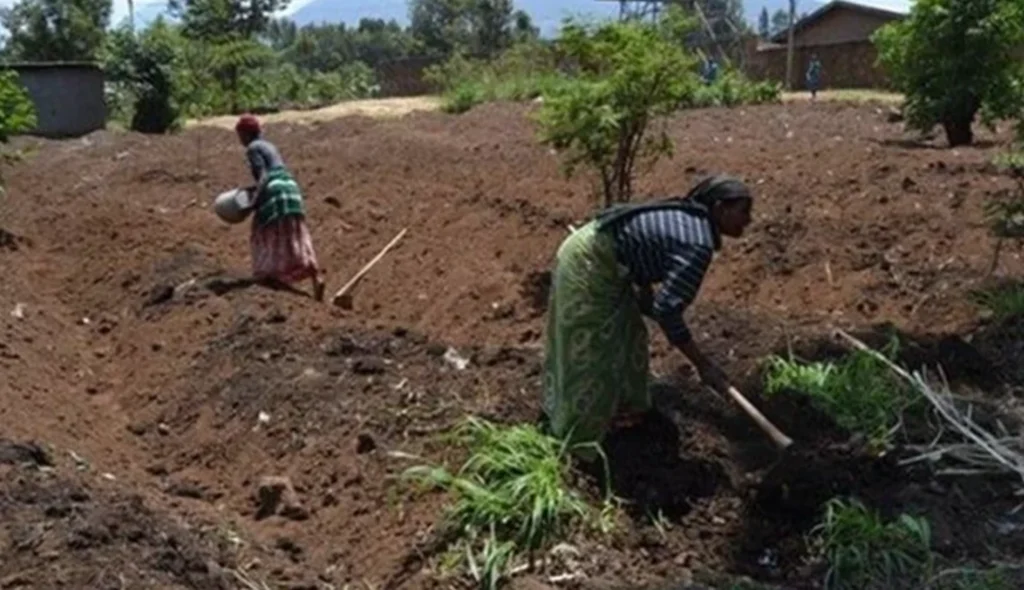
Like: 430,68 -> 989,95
443,347 -> 470,371
10,303 -> 25,319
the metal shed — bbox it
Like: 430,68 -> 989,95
5,61 -> 106,138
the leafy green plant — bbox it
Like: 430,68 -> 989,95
105,23 -> 183,133
0,69 -> 36,142
426,42 -> 561,113
0,69 -> 36,192
764,339 -> 916,448
683,68 -> 782,109
535,10 -> 698,206
402,417 -> 614,588
984,150 -> 1024,273
812,498 -> 933,590
872,0 -> 1024,146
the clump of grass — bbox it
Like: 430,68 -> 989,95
812,498 -> 934,590
764,339 -> 918,448
402,417 -> 614,588
934,567 -> 1014,590
971,282 -> 1024,322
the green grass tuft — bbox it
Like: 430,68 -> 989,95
402,417 -> 614,588
813,498 -> 933,590
763,339 -> 917,449
971,283 -> 1024,322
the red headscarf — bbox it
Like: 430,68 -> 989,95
235,113 -> 261,136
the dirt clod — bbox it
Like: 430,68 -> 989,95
356,433 -> 376,454
256,476 -> 307,521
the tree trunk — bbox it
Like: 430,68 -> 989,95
942,117 -> 973,147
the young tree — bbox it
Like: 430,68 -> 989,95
873,0 -> 1024,147
536,10 -> 698,206
0,0 -> 112,61
758,7 -> 770,39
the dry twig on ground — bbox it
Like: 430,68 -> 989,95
835,330 -> 1024,494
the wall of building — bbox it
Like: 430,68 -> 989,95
745,39 -> 891,90
790,7 -> 898,47
12,65 -> 106,138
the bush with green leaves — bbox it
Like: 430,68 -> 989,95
402,417 -> 614,589
535,10 -> 699,206
425,41 -> 562,114
0,69 -> 36,142
873,0 -> 1024,147
764,339 -> 917,448
686,68 -> 783,109
105,23 -> 183,133
812,498 -> 933,590
0,69 -> 36,192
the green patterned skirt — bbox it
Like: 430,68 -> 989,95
542,221 -> 650,454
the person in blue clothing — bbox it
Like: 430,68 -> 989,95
806,54 -> 822,100
701,56 -> 720,85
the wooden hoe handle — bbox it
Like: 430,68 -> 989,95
723,385 -> 794,450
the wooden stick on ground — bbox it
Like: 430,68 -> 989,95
331,227 -> 408,308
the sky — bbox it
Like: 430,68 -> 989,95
0,0 -> 916,32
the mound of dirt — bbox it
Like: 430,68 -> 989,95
0,446 -> 236,590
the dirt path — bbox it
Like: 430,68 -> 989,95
190,95 -> 443,129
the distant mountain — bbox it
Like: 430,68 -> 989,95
288,0 -> 827,35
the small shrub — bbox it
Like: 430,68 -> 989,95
536,10 -> 699,206
813,498 -> 933,590
984,150 -> 1024,273
764,339 -> 916,448
0,69 -> 36,142
428,42 -> 560,113
442,83 -> 485,114
0,69 -> 36,192
402,417 -> 614,588
681,69 -> 782,109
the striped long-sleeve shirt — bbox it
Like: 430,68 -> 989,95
608,208 -> 718,347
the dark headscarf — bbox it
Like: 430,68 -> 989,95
678,174 -> 751,210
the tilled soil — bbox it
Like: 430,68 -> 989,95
3,101 -> 1024,589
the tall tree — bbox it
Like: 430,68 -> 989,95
166,0 -> 279,113
168,0 -> 288,40
758,6 -> 770,39
512,9 -> 538,43
0,0 -> 112,61
770,8 -> 789,36
408,0 -> 532,57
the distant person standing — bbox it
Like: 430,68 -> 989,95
235,114 -> 326,302
702,56 -> 720,85
806,55 -> 823,100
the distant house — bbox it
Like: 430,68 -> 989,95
6,62 -> 106,138
769,0 -> 909,47
746,0 -> 910,89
